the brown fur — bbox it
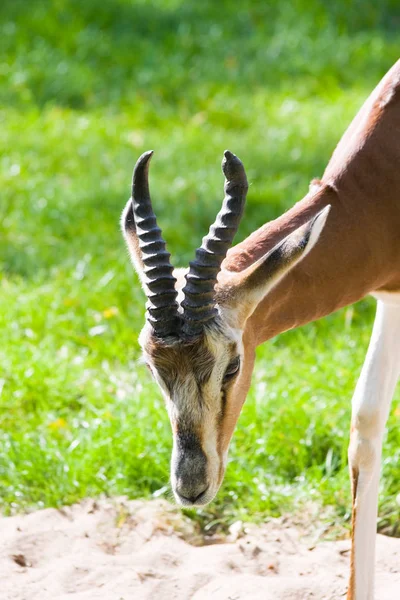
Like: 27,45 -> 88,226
145,334 -> 216,391
223,61 -> 400,345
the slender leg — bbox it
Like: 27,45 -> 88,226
347,296 -> 400,600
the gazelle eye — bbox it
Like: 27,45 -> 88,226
223,357 -> 240,383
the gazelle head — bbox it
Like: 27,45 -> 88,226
121,150 -> 329,507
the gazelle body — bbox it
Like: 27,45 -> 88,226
122,60 -> 400,599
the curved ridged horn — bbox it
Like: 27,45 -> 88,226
132,151 -> 179,337
181,150 -> 248,337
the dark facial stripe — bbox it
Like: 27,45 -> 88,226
176,430 -> 203,453
218,390 -> 227,423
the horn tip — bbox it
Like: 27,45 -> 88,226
135,150 -> 154,168
223,149 -> 242,162
222,149 -> 243,168
221,150 -> 246,181
132,151 -> 154,186
223,150 -> 242,166
142,149 -> 154,161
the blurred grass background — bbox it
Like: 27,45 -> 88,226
0,0 -> 400,533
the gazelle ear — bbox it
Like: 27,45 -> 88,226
216,206 -> 331,328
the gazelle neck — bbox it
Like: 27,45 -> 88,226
224,60 -> 400,346
224,178 -> 399,345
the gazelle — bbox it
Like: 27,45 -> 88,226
121,59 -> 400,600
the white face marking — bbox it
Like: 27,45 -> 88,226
139,319 -> 244,506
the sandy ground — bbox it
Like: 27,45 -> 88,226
0,498 -> 399,600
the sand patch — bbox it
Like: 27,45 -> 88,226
0,498 -> 399,599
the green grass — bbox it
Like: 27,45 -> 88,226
1,0 -> 400,533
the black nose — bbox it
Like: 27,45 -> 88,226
175,482 -> 209,504
174,432 -> 208,504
